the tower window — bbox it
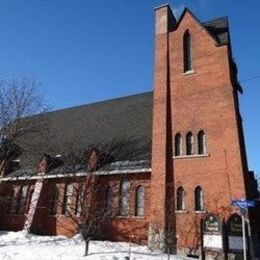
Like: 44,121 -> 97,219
183,30 -> 192,72
186,132 -> 193,155
176,186 -> 185,210
195,186 -> 204,211
175,133 -> 182,156
135,185 -> 145,216
198,130 -> 206,155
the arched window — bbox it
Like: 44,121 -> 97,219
6,188 -> 15,214
16,185 -> 29,214
183,30 -> 192,72
106,186 -> 113,214
176,186 -> 185,210
75,185 -> 84,216
198,130 -> 206,155
50,186 -> 59,215
119,179 -> 130,216
26,188 -> 34,214
195,186 -> 204,211
186,132 -> 193,155
62,183 -> 73,215
175,133 -> 182,156
135,185 -> 145,216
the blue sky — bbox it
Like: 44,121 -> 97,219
0,0 -> 259,176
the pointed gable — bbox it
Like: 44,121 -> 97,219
176,8 -> 229,46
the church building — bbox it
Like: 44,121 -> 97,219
0,4 -> 259,259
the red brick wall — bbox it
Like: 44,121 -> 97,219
170,11 -> 247,251
151,6 -> 252,254
0,180 -> 36,231
0,172 -> 151,243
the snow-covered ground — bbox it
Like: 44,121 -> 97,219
0,231 -> 192,260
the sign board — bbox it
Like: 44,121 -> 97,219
203,213 -> 223,251
203,235 -> 223,250
231,199 -> 255,209
227,214 -> 245,252
203,213 -> 222,234
24,180 -> 43,231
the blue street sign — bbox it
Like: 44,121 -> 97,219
231,199 -> 255,209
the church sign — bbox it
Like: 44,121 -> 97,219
227,214 -> 245,252
203,213 -> 223,251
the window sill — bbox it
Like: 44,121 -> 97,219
173,154 -> 210,159
116,215 -> 130,219
132,216 -> 145,219
195,210 -> 206,214
175,210 -> 187,214
183,70 -> 196,76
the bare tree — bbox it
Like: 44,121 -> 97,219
43,137 -> 150,256
0,77 -> 48,177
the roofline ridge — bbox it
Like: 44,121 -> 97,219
34,90 -> 153,117
203,16 -> 228,24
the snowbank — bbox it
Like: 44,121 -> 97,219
0,231 -> 191,259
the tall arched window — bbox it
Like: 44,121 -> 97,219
26,188 -> 34,213
175,133 -> 182,156
119,179 -> 130,216
62,183 -> 73,215
135,185 -> 145,216
186,132 -> 193,155
183,30 -> 192,72
198,130 -> 206,155
195,186 -> 204,211
6,188 -> 14,214
75,185 -> 84,216
50,186 -> 59,215
106,186 -> 113,214
176,186 -> 185,210
16,185 -> 29,214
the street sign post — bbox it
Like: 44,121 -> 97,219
231,199 -> 255,260
231,200 -> 255,209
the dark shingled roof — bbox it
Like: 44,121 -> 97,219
203,17 -> 229,45
7,92 -> 153,178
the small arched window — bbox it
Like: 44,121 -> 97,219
186,132 -> 193,155
198,130 -> 206,155
62,183 -> 73,215
50,186 -> 59,215
135,185 -> 145,216
176,186 -> 185,210
195,186 -> 204,211
119,179 -> 130,216
106,186 -> 113,214
175,133 -> 182,156
183,30 -> 192,72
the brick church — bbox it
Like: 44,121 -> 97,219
0,4 -> 259,258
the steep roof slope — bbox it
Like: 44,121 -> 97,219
203,17 -> 229,45
9,92 -> 153,177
